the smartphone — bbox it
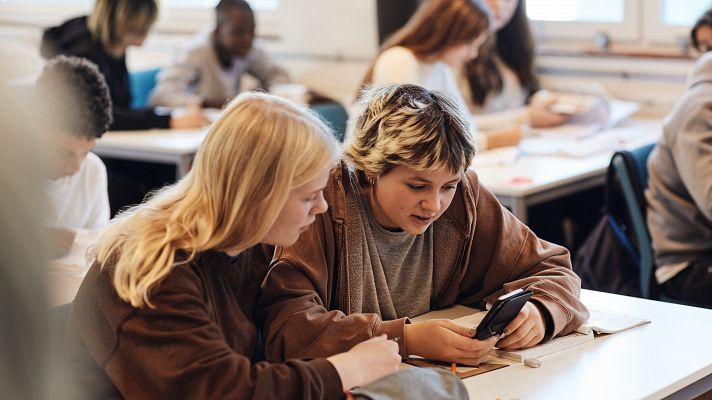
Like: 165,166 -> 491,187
474,289 -> 533,340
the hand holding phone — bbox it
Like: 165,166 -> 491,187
474,289 -> 533,340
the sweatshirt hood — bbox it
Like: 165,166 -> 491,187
40,16 -> 93,59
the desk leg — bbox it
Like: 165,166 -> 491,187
510,198 -> 528,224
177,155 -> 193,178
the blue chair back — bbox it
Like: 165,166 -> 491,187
610,143 -> 655,298
310,102 -> 348,142
129,68 -> 160,109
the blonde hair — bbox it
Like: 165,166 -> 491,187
361,0 -> 491,89
94,92 -> 341,308
88,0 -> 159,51
346,84 -> 475,182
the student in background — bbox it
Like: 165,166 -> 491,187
258,84 -> 588,366
150,0 -> 289,109
646,52 -> 712,308
64,92 -> 400,398
40,0 -> 207,131
459,0 -> 566,132
360,0 -> 524,150
36,56 -> 112,257
691,8 -> 712,53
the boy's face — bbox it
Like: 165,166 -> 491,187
215,8 -> 255,58
48,132 -> 96,180
367,165 -> 461,235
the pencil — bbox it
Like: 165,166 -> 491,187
450,362 -> 457,373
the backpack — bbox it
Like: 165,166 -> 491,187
574,155 -> 642,297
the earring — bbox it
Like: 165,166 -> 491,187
368,176 -> 376,186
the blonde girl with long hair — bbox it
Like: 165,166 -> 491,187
63,92 -> 400,399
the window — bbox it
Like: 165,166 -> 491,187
527,0 -> 624,23
661,0 -> 709,26
528,0 -> 712,51
526,0 -> 638,43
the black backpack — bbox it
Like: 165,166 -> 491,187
574,153 -> 644,297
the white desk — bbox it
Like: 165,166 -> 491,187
472,118 -> 662,223
418,290 -> 712,400
94,128 -> 208,178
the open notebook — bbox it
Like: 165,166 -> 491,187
520,91 -> 641,158
451,307 -> 651,363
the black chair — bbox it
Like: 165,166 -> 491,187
610,144 -> 656,299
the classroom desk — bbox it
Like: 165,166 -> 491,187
471,118 -> 662,223
414,290 -> 712,400
48,251 -> 712,399
93,127 -> 208,178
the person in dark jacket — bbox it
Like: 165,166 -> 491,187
40,0 -> 207,131
41,0 -> 211,214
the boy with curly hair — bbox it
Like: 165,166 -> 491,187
37,55 -> 113,256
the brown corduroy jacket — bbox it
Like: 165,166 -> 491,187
257,162 -> 589,361
64,247 -> 343,400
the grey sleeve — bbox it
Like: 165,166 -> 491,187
671,102 -> 712,220
149,50 -> 203,107
246,47 -> 289,90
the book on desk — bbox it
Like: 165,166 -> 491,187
405,305 -> 651,376
451,307 -> 651,363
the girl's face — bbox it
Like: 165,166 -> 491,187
261,169 -> 330,246
440,34 -> 488,68
367,165 -> 461,235
484,0 -> 520,31
696,24 -> 712,53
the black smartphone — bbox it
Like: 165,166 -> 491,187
474,289 -> 533,340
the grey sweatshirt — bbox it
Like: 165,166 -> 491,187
149,33 -> 289,107
646,51 -> 712,282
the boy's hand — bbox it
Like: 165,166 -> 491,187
496,302 -> 546,350
405,319 -> 498,366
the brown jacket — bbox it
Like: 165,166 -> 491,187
64,247 -> 343,399
258,163 -> 589,361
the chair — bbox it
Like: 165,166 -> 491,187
310,102 -> 349,142
129,68 -> 160,109
609,144 -> 656,299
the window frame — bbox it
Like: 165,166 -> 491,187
528,0 -> 640,44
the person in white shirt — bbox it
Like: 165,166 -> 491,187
359,0 -> 520,151
37,55 -> 112,256
150,0 -> 289,109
